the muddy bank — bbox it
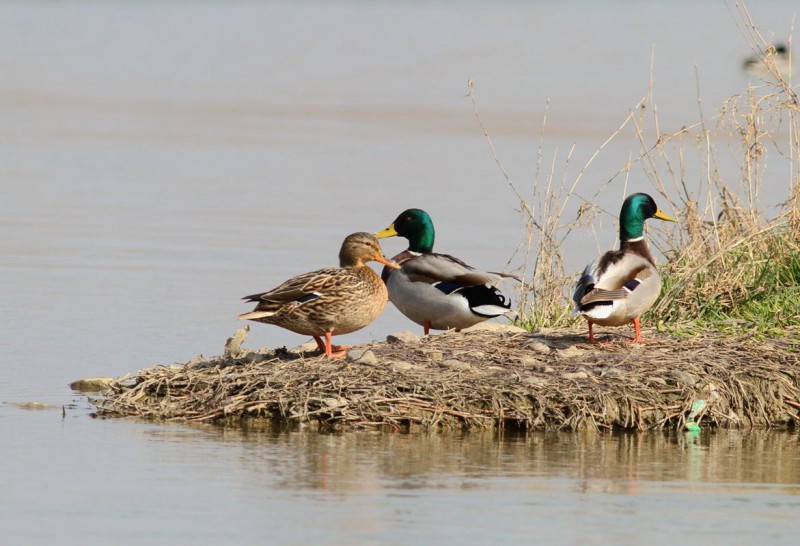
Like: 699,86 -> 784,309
87,325 -> 800,431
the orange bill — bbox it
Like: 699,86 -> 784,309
374,252 -> 400,269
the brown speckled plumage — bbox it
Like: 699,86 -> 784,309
239,232 -> 397,357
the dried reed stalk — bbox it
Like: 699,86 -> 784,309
470,2 -> 800,334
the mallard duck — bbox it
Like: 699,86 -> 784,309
743,43 -> 792,80
572,193 -> 677,343
374,208 -> 515,335
239,232 -> 399,358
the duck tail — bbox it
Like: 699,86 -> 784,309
238,310 -> 275,321
460,285 -> 512,317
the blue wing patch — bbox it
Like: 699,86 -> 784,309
433,281 -> 463,295
623,279 -> 641,292
297,292 -> 321,303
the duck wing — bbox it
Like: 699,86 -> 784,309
242,267 -> 344,310
399,252 -> 507,286
574,250 -> 654,311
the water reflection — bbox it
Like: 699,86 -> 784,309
4,0 -> 800,542
6,411 -> 798,546
141,426 -> 800,493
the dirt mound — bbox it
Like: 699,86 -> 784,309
90,326 -> 800,431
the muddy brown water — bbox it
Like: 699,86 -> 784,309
2,1 -> 799,544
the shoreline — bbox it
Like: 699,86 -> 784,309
85,324 -> 800,432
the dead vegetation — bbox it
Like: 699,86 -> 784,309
90,4 -> 800,433
478,4 -> 800,335
92,327 -> 800,432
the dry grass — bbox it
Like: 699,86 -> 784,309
92,327 -> 800,431
644,80 -> 800,335
474,4 -> 800,336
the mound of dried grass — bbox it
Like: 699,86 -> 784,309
92,327 -> 800,432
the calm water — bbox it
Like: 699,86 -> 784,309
2,1 -> 799,544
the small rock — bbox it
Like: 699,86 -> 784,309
347,349 -> 378,365
346,348 -> 369,361
462,322 -> 528,334
392,361 -> 420,372
224,325 -> 250,358
526,341 -> 551,354
595,367 -> 625,378
535,364 -> 556,373
291,341 -> 320,354
241,352 -> 274,364
560,371 -> 589,380
387,331 -> 421,344
323,397 -> 347,408
70,377 -> 115,392
517,356 -> 541,367
423,349 -> 444,362
670,370 -> 700,387
442,359 -> 472,371
523,376 -> 547,387
556,346 -> 583,359
467,351 -> 486,359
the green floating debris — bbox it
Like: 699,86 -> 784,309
684,400 -> 707,431
684,421 -> 701,433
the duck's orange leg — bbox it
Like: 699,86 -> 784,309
621,317 -> 657,343
623,317 -> 657,343
633,317 -> 643,342
325,332 -> 348,359
587,321 -> 613,344
312,334 -> 347,358
423,320 -> 431,336
587,320 -> 600,343
313,336 -> 327,352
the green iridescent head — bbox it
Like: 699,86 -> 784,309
374,208 -> 435,253
619,193 -> 677,241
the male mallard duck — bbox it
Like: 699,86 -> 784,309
743,43 -> 792,80
375,208 -> 515,335
239,232 -> 399,358
572,193 -> 677,343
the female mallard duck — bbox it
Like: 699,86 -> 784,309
239,232 -> 399,358
572,193 -> 677,343
375,208 -> 515,335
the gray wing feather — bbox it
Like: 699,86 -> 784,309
402,253 -> 504,286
